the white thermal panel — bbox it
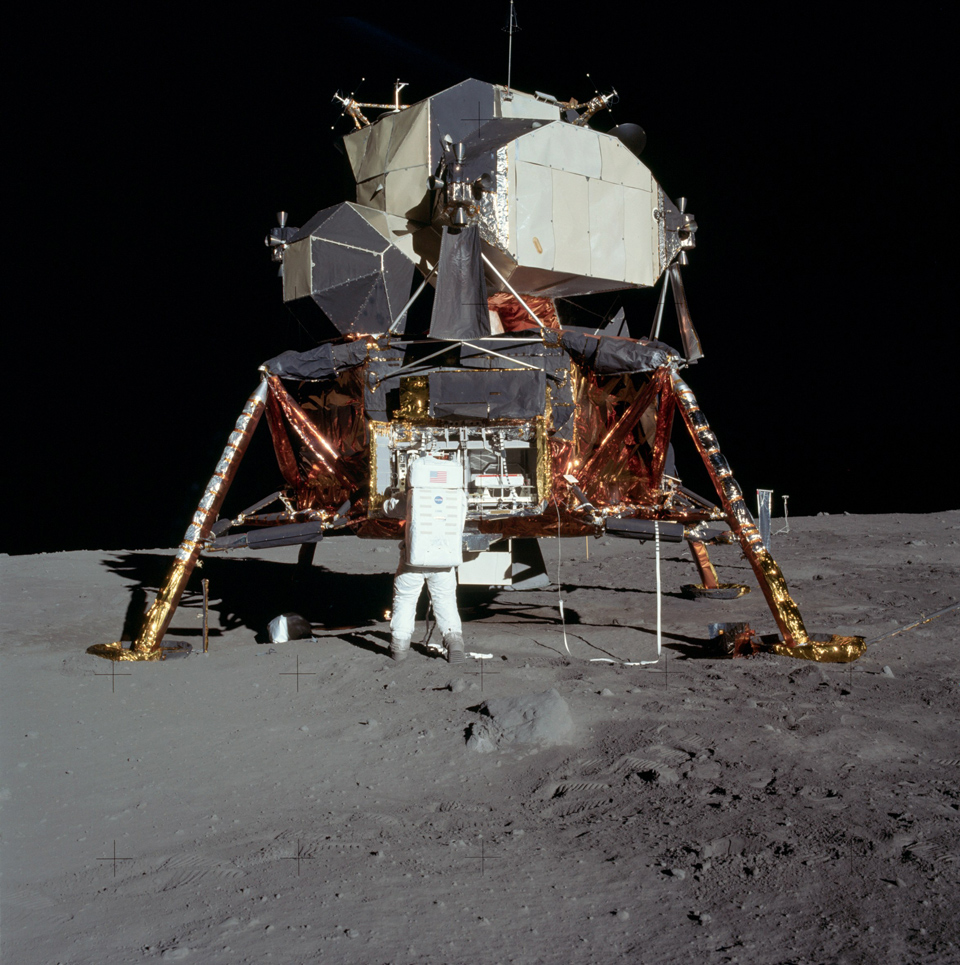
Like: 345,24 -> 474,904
552,168 -> 590,276
598,134 -> 653,189
516,122 -> 602,178
623,186 -> 656,286
385,102 -> 429,170
589,179 -> 626,281
457,548 -> 513,585
497,89 -> 559,121
515,160 -> 555,271
357,120 -> 392,182
344,124 -> 374,180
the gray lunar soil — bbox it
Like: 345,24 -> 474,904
2,511 -> 959,964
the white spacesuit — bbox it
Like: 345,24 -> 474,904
382,454 -> 467,663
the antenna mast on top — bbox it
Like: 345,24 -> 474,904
504,0 -> 519,94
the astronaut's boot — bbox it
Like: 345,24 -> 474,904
390,635 -> 412,661
444,632 -> 465,665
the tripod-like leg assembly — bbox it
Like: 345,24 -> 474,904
671,369 -> 864,663
88,381 -> 269,660
671,369 -> 808,645
688,540 -> 720,589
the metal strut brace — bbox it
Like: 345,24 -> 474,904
670,369 -> 809,647
687,540 -> 721,589
88,381 -> 269,660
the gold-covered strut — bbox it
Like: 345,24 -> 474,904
765,635 -> 867,663
367,420 -> 391,514
88,381 -> 269,661
671,368 -> 813,648
535,415 -> 553,503
86,641 -> 166,662
687,540 -> 721,589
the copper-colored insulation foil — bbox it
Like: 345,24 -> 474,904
88,381 -> 269,661
671,370 -> 811,648
265,385 -> 301,490
354,516 -> 404,540
298,368 -> 368,509
477,508 -> 600,540
688,540 -> 720,589
268,377 -> 351,486
578,377 -> 657,491
297,367 -> 367,462
765,635 -> 867,663
649,384 -> 676,486
563,369 -> 674,512
488,293 -> 561,331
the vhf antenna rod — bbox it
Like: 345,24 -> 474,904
505,0 -> 518,93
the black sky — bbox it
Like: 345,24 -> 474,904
8,8 -> 956,555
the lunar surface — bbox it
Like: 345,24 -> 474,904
2,512 -> 958,964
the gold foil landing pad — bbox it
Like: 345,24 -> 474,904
87,642 -> 167,662
687,583 -> 751,599
764,634 -> 866,663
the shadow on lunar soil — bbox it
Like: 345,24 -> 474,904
101,552 -> 715,659
102,552 -> 395,639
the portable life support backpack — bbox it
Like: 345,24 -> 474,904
404,454 -> 466,567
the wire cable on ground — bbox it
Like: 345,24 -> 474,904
865,602 -> 959,646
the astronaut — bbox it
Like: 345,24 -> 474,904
382,453 -> 467,663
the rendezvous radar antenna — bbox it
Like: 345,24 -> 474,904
333,79 -> 410,130
558,74 -> 619,128
504,0 -> 519,98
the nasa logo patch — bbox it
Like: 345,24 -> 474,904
434,495 -> 443,504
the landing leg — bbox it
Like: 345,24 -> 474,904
681,540 -> 751,600
297,542 -> 318,571
688,540 -> 719,588
88,380 -> 269,661
672,368 -> 865,661
671,370 -> 808,646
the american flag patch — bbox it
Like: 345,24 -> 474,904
429,469 -> 447,483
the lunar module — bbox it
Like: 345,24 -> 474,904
90,77 -> 864,663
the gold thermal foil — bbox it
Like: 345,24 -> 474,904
265,386 -> 302,490
397,376 -> 429,421
536,415 -> 553,502
766,635 -> 867,663
688,540 -> 720,589
89,382 -> 268,662
689,582 -> 751,598
86,642 -> 165,662
476,511 -> 599,540
577,372 -> 660,508
367,420 -> 391,513
671,369 -> 811,647
752,546 -> 809,646
131,559 -> 189,653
